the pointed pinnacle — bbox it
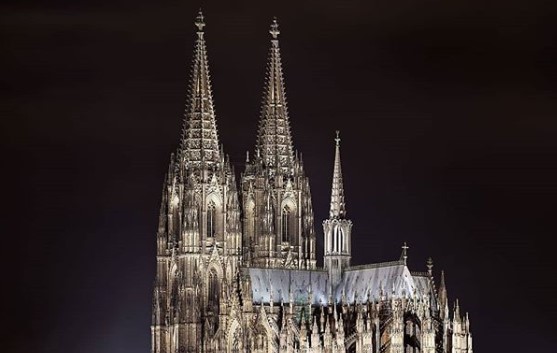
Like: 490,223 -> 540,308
329,130 -> 346,218
454,299 -> 461,320
440,270 -> 446,289
195,9 -> 205,31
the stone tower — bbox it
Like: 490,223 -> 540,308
240,18 -> 316,270
151,11 -> 242,353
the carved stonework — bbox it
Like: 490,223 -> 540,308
151,12 -> 472,353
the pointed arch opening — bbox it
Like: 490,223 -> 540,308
207,269 -> 219,315
227,321 -> 243,353
207,200 -> 217,238
404,314 -> 421,353
281,205 -> 290,242
280,198 -> 297,244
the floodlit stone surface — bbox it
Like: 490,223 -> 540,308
150,12 -> 472,353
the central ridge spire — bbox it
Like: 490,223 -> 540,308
256,18 -> 295,174
329,131 -> 346,218
178,10 -> 221,169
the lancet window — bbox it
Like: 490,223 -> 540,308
333,224 -> 344,253
281,205 -> 290,242
208,269 -> 219,310
207,201 -> 216,238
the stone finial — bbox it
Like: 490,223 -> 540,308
426,257 -> 433,276
270,17 -> 280,39
195,9 -> 205,31
401,242 -> 409,265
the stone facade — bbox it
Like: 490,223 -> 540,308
150,12 -> 473,353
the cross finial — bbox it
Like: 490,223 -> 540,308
426,257 -> 433,276
195,9 -> 205,31
335,130 -> 341,146
401,242 -> 409,265
270,17 -> 280,39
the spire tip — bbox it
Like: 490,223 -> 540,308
195,9 -> 205,31
270,17 -> 280,39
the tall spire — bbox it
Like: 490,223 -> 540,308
255,17 -> 295,174
329,131 -> 346,218
178,10 -> 221,169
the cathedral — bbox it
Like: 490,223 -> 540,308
151,11 -> 473,353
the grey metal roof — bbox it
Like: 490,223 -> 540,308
244,268 -> 329,305
335,264 -> 411,303
244,263 -> 434,305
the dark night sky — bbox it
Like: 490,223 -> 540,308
3,0 -> 557,352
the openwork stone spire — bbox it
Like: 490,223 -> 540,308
329,131 -> 346,218
179,10 -> 221,169
256,18 -> 295,174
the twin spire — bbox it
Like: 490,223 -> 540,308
329,131 -> 347,219
179,10 -> 221,169
256,18 -> 295,174
180,10 -> 348,217
180,13 -> 295,175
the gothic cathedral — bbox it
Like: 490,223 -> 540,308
151,12 -> 473,353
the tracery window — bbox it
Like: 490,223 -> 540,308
207,201 -> 216,238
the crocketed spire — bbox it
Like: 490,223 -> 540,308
178,10 -> 221,169
255,18 -> 295,174
329,131 -> 346,218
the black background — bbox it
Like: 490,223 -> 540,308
3,0 -> 557,352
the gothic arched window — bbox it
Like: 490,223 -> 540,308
281,205 -> 290,242
208,269 -> 219,311
207,201 -> 216,238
